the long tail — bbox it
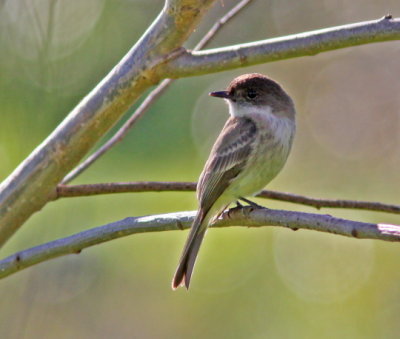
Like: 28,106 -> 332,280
172,209 -> 211,289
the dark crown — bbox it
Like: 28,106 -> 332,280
227,73 -> 283,94
227,73 -> 293,111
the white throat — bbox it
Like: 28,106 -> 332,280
228,101 -> 273,119
228,100 -> 295,146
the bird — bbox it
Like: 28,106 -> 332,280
172,73 -> 296,289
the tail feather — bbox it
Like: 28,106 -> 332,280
172,210 -> 209,289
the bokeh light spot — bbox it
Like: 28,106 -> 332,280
273,229 -> 374,303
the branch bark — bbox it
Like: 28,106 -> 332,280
0,0 -> 216,246
55,181 -> 400,215
0,10 -> 399,249
165,16 -> 400,77
0,206 -> 399,280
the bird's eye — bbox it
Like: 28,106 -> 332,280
247,89 -> 257,99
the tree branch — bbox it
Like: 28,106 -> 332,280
55,181 -> 400,214
1,9 -> 399,250
165,16 -> 400,77
0,206 -> 399,279
0,0 -> 216,246
61,0 -> 253,184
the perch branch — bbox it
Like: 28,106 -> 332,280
0,206 -> 399,279
62,0 -> 253,184
55,181 -> 400,215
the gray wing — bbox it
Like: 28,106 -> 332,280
197,116 -> 258,214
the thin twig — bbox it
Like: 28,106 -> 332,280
61,0 -> 253,184
195,0 -> 252,50
0,207 -> 399,279
55,181 -> 400,215
60,78 -> 173,184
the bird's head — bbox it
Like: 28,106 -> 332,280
209,73 -> 295,120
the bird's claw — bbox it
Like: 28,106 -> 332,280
227,203 -> 243,218
239,197 -> 265,209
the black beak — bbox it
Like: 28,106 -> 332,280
209,91 -> 231,99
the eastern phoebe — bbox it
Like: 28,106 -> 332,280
172,73 -> 296,289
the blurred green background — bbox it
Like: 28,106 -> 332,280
1,0 -> 400,338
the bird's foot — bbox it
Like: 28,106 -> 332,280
227,198 -> 266,218
227,201 -> 244,218
239,197 -> 265,209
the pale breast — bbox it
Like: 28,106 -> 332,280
227,115 -> 295,198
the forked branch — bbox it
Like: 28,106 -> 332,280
62,0 -> 253,184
